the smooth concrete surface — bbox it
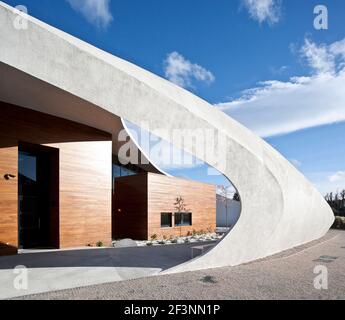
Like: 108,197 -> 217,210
0,243 -> 214,299
0,2 -> 334,273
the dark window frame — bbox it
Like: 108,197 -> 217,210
174,212 -> 192,226
161,212 -> 173,228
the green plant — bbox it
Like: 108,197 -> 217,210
332,217 -> 345,230
151,234 -> 158,241
96,241 -> 104,247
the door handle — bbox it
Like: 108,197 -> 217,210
4,174 -> 16,180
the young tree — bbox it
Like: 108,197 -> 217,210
329,192 -> 334,203
340,190 -> 345,209
335,192 -> 341,211
174,196 -> 189,237
233,192 -> 240,202
174,196 -> 188,213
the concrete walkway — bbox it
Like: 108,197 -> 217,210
0,242 -> 216,299
11,230 -> 345,300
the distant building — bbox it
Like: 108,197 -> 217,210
114,173 -> 216,240
216,194 -> 241,228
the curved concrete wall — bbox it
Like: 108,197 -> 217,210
0,2 -> 334,272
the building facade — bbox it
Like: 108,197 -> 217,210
0,102 -> 217,255
113,173 -> 216,240
0,2 -> 334,271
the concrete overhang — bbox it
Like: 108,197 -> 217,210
0,61 -> 163,174
0,1 -> 334,273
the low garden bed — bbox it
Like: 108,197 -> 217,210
332,216 -> 345,230
136,232 -> 224,247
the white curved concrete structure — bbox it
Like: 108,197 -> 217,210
0,2 -> 334,272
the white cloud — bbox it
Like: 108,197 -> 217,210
164,52 -> 215,89
301,39 -> 335,74
329,171 -> 345,183
241,0 -> 282,25
217,37 -> 345,137
66,0 -> 113,29
307,171 -> 345,195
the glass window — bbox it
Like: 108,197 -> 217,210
175,212 -> 192,226
121,167 -> 136,177
112,164 -> 122,178
161,213 -> 172,228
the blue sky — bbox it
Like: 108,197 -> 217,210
4,0 -> 345,194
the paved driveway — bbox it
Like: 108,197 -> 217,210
0,242 -> 216,299
12,230 -> 345,300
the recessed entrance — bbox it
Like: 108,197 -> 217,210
18,143 -> 59,249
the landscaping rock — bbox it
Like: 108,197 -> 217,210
113,239 -> 138,248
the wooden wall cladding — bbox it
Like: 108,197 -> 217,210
113,173 -> 216,240
0,101 -> 112,253
0,144 -> 18,255
57,140 -> 112,247
147,173 -> 216,239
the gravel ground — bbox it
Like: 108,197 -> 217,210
13,230 -> 345,300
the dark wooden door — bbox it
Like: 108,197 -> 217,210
18,143 -> 59,249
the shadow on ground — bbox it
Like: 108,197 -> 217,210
0,241 -> 218,271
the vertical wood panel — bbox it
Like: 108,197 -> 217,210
55,141 -> 112,247
0,102 -> 112,252
0,144 -> 18,255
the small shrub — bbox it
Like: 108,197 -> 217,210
151,234 -> 158,241
186,231 -> 192,237
332,217 -> 345,230
96,241 -> 104,247
163,235 -> 167,240
196,230 -> 205,236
